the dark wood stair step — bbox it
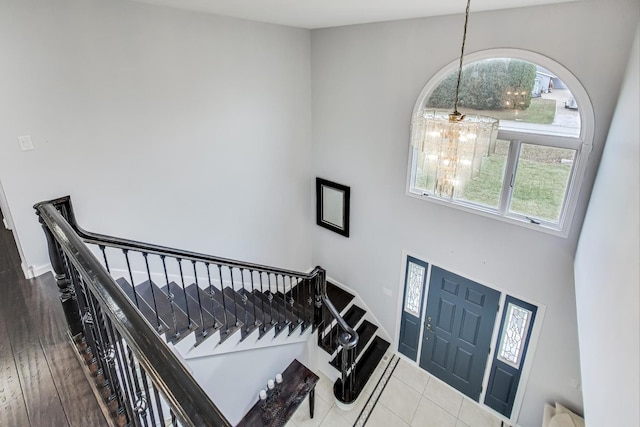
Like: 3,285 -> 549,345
115,278 -> 170,335
238,289 -> 276,338
334,336 -> 391,404
320,305 -> 366,354
285,280 -> 315,328
168,283 -> 220,346
330,320 -> 378,370
275,291 -> 306,334
250,290 -> 291,337
202,286 -> 244,343
136,280 -> 195,343
222,287 -> 261,340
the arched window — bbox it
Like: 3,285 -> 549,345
408,49 -> 593,236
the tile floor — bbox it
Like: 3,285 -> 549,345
286,355 -> 506,427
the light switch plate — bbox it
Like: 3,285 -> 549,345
18,135 -> 34,151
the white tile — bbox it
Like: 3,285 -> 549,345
378,376 -> 421,424
291,394 -> 331,427
320,406 -> 352,427
366,403 -> 410,427
457,399 -> 502,427
393,359 -> 431,394
411,396 -> 457,427
423,378 -> 463,417
331,393 -> 368,424
314,371 -> 336,405
455,421 -> 471,427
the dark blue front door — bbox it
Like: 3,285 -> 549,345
419,266 -> 500,401
398,257 -> 429,361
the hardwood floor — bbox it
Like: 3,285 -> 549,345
0,212 -> 106,426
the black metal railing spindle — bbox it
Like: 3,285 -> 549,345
177,259 -> 194,328
161,256 -> 179,339
192,261 -> 207,337
143,252 -> 163,333
123,249 -> 140,308
229,267 -> 239,326
205,264 -> 220,329
217,264 -> 230,334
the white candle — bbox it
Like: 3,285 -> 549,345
267,379 -> 275,390
275,374 -> 283,384
259,389 -> 267,400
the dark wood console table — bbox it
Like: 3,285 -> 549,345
237,359 -> 319,427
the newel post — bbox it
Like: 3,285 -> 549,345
313,266 -> 326,329
37,211 -> 83,337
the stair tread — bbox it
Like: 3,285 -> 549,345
251,290 -> 292,337
169,283 -> 221,345
203,286 -> 244,343
222,287 -> 261,340
330,320 -> 378,370
238,289 -> 276,338
321,305 -> 366,354
115,278 -> 170,334
334,336 -> 391,404
137,280 -> 194,342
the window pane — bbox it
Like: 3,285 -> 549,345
404,262 -> 425,317
509,144 -> 576,222
458,139 -> 510,209
425,58 -> 581,137
497,302 -> 533,368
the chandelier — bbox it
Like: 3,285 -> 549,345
412,0 -> 499,200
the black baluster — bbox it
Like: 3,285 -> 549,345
99,245 -> 111,273
123,250 -> 140,308
192,261 -> 207,337
258,272 -> 267,332
161,256 -> 179,339
206,264 -> 220,329
143,253 -> 163,333
217,265 -> 229,334
229,267 -> 239,327
151,387 -> 165,427
105,319 -> 137,427
177,258 -> 194,328
127,347 -> 151,427
138,368 -> 158,427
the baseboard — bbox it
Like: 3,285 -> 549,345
28,263 -> 53,278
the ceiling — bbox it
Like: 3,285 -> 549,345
129,0 -> 581,29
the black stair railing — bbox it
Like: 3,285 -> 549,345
35,196 -> 360,412
35,199 -> 230,427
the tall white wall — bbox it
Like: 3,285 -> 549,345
574,27 -> 640,427
0,0 -> 312,273
310,0 -> 638,425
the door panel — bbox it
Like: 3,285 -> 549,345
398,257 -> 429,361
420,266 -> 500,401
484,296 -> 537,417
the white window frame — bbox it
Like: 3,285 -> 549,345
406,49 -> 594,237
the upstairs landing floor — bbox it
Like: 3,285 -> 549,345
0,213 -> 105,426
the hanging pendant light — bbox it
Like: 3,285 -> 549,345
413,0 -> 499,200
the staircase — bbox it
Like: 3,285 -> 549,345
114,274 -> 391,407
34,195 -> 391,425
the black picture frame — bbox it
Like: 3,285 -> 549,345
316,178 -> 350,237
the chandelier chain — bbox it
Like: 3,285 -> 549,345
453,0 -> 472,115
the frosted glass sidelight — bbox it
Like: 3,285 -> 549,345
497,302 -> 532,367
404,262 -> 425,317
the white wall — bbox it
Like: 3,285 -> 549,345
187,341 -> 308,425
0,0 -> 312,273
574,27 -> 640,427
310,1 -> 638,425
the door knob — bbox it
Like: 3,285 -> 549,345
426,323 -> 433,333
